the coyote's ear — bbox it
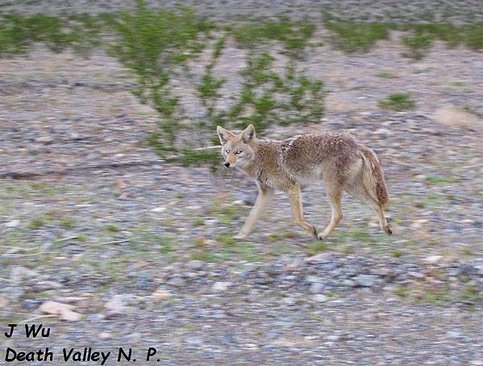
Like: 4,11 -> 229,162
216,126 -> 232,145
241,124 -> 256,144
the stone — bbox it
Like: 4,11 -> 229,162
446,330 -> 462,339
353,274 -> 377,287
284,257 -> 305,271
34,281 -> 63,291
186,260 -> 205,271
423,255 -> 443,265
152,288 -> 173,301
212,281 -> 232,292
104,294 -> 137,312
408,271 -> 425,279
313,294 -> 328,302
35,136 -> 53,145
39,301 -> 82,321
151,207 -> 167,213
4,219 -> 20,228
10,266 -> 38,282
98,332 -> 112,340
167,277 -> 186,288
309,282 -> 324,294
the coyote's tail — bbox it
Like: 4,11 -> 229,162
359,144 -> 389,205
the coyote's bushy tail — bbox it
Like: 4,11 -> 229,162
358,144 -> 389,205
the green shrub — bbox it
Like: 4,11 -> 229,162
379,92 -> 416,111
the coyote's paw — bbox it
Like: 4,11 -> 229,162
384,225 -> 393,235
317,232 -> 328,241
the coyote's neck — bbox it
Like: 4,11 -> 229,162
240,139 -> 280,183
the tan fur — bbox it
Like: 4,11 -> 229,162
217,124 -> 392,240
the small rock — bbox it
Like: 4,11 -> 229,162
98,332 -> 112,340
305,275 -> 322,283
423,255 -> 443,265
104,294 -> 137,312
446,330 -> 462,339
167,277 -> 186,288
326,335 -> 340,342
313,294 -> 328,302
151,288 -> 173,301
410,219 -> 429,230
469,360 -> 483,366
34,281 -> 63,291
186,260 -> 205,271
10,266 -> 37,282
309,282 -> 324,294
212,281 -> 232,292
283,297 -> 296,306
184,336 -> 203,346
35,136 -> 53,145
373,128 -> 392,137
284,257 -> 305,271
457,264 -> 476,277
408,271 -> 425,279
39,301 -> 82,321
151,207 -> 167,213
343,279 -> 356,287
4,219 -> 20,228
353,274 -> 377,287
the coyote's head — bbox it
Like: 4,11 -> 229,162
216,124 -> 256,169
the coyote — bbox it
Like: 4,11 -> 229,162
216,124 -> 392,240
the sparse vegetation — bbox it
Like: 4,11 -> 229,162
325,20 -> 391,53
0,13 -> 101,56
378,92 -> 416,111
230,19 -> 316,56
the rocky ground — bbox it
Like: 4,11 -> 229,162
0,1 -> 482,365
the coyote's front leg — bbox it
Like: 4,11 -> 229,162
286,183 -> 318,238
234,183 -> 274,239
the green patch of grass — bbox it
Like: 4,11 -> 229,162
458,247 -> 475,256
376,71 -> 398,79
231,20 -> 315,56
419,286 -> 451,305
60,218 -> 77,230
401,33 -> 433,60
325,21 -> 391,53
105,224 -> 120,233
178,148 -> 221,168
378,92 -> 416,111
190,250 -> 224,263
192,218 -> 205,227
463,23 -> 483,50
348,227 -> 373,243
323,17 -> 482,58
390,249 -> 403,258
216,235 -> 237,247
459,283 -> 482,303
28,218 -> 47,230
0,13 -> 102,56
394,285 -> 411,298
306,241 -> 330,255
425,175 -> 458,185
76,235 -> 88,242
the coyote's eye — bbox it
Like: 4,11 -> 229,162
225,149 -> 230,154
235,150 -> 242,155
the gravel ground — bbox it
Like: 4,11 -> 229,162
1,2 -> 482,365
1,0 -> 483,23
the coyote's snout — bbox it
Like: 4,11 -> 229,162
217,124 -> 392,240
